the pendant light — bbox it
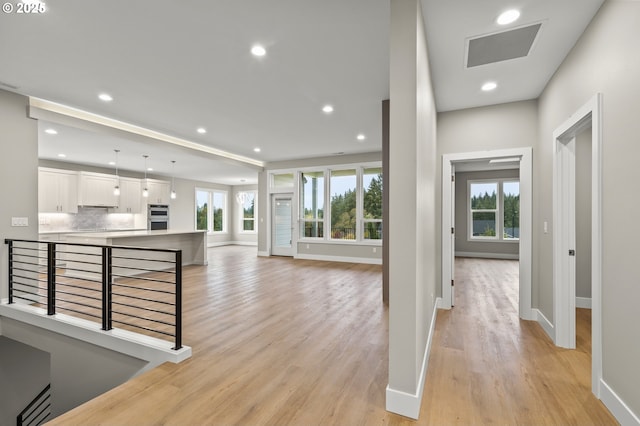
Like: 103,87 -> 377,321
142,155 -> 149,198
113,149 -> 121,196
170,160 -> 177,199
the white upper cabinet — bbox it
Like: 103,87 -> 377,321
38,168 -> 78,213
114,177 -> 142,213
144,179 -> 171,204
78,172 -> 119,207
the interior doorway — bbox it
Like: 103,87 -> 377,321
442,147 -> 533,320
552,93 -> 602,397
271,194 -> 294,256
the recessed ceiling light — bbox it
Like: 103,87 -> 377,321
57,153 -> 66,158
98,93 -> 113,102
108,161 -> 116,166
322,105 -> 334,114
147,167 -> 153,171
251,45 -> 266,57
357,134 -> 366,141
254,147 -> 261,153
497,9 -> 520,25
197,127 -> 207,134
45,128 -> 57,135
482,82 -> 498,91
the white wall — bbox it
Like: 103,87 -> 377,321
0,90 -> 38,301
536,0 -> 640,416
386,0 -> 437,418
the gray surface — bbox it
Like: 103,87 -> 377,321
537,0 -> 640,414
467,24 -> 542,67
575,127 -> 592,299
0,336 -> 50,426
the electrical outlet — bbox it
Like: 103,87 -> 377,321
372,247 -> 377,253
11,217 -> 29,227
306,244 -> 310,249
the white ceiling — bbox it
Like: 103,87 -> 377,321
0,0 -> 604,184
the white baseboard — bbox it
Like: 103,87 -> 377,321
257,251 -> 270,257
386,297 -> 441,419
208,241 -> 257,248
576,297 -> 592,309
455,251 -> 519,260
295,253 -> 382,265
533,308 -> 555,342
230,241 -> 258,247
436,297 -> 447,310
600,379 -> 640,426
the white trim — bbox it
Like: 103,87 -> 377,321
534,308 -> 555,342
455,251 -> 519,260
600,379 -> 640,426
442,147 -> 532,321
576,297 -> 592,309
0,303 -> 191,364
386,297 -> 440,419
257,250 -> 270,257
207,241 -> 257,248
295,253 -> 382,265
552,93 -> 602,397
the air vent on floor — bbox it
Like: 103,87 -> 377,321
466,23 -> 542,68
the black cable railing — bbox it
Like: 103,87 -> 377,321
17,383 -> 51,426
5,239 -> 183,350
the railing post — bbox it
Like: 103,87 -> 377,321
101,247 -> 113,331
47,243 -> 56,316
7,240 -> 13,304
174,250 -> 182,350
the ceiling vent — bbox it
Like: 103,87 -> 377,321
466,23 -> 542,68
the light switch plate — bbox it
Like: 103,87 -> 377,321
11,217 -> 29,227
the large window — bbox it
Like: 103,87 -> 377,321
195,189 -> 226,233
295,164 -> 383,243
330,169 -> 356,240
468,180 -> 519,241
238,191 -> 256,232
363,167 -> 383,240
301,171 -> 324,238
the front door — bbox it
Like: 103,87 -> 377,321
271,194 -> 294,256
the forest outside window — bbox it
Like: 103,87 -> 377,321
468,180 -> 519,241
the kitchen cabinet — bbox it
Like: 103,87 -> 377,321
78,172 -> 119,207
144,179 -> 171,204
38,168 -> 78,213
114,177 -> 142,213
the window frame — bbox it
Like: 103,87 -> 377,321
194,188 -> 228,234
237,190 -> 257,234
467,179 -> 519,242
300,170 -> 326,240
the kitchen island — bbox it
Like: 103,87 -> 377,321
62,230 -> 208,280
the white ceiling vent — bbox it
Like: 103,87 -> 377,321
466,23 -> 542,68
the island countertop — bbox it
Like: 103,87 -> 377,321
67,229 -> 207,239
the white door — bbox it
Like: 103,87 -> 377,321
272,194 -> 294,256
451,166 -> 456,306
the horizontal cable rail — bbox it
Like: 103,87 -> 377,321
17,383 -> 51,426
5,239 -> 183,350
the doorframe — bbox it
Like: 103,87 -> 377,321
441,147 -> 533,320
270,192 -> 295,257
552,93 -> 602,397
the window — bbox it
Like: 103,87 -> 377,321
363,167 -> 383,240
330,169 -> 356,240
195,189 -> 226,233
301,171 -> 324,238
503,181 -> 520,240
470,182 -> 498,238
272,173 -> 294,188
238,191 -> 256,232
468,179 -> 519,241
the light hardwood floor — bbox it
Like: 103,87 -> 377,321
47,249 -> 617,425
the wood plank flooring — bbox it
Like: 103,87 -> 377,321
47,249 -> 617,425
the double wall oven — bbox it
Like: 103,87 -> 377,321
148,204 -> 169,230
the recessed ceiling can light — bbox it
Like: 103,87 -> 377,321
322,105 -> 334,113
497,9 -> 520,25
45,128 -> 57,135
98,93 -> 113,102
357,134 -> 366,141
482,82 -> 498,91
251,45 -> 266,57
197,127 -> 207,134
108,161 -> 116,166
57,153 -> 66,158
254,147 -> 261,152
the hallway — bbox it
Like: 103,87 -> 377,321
420,257 -> 616,424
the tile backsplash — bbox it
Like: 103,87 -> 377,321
39,207 -> 136,233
